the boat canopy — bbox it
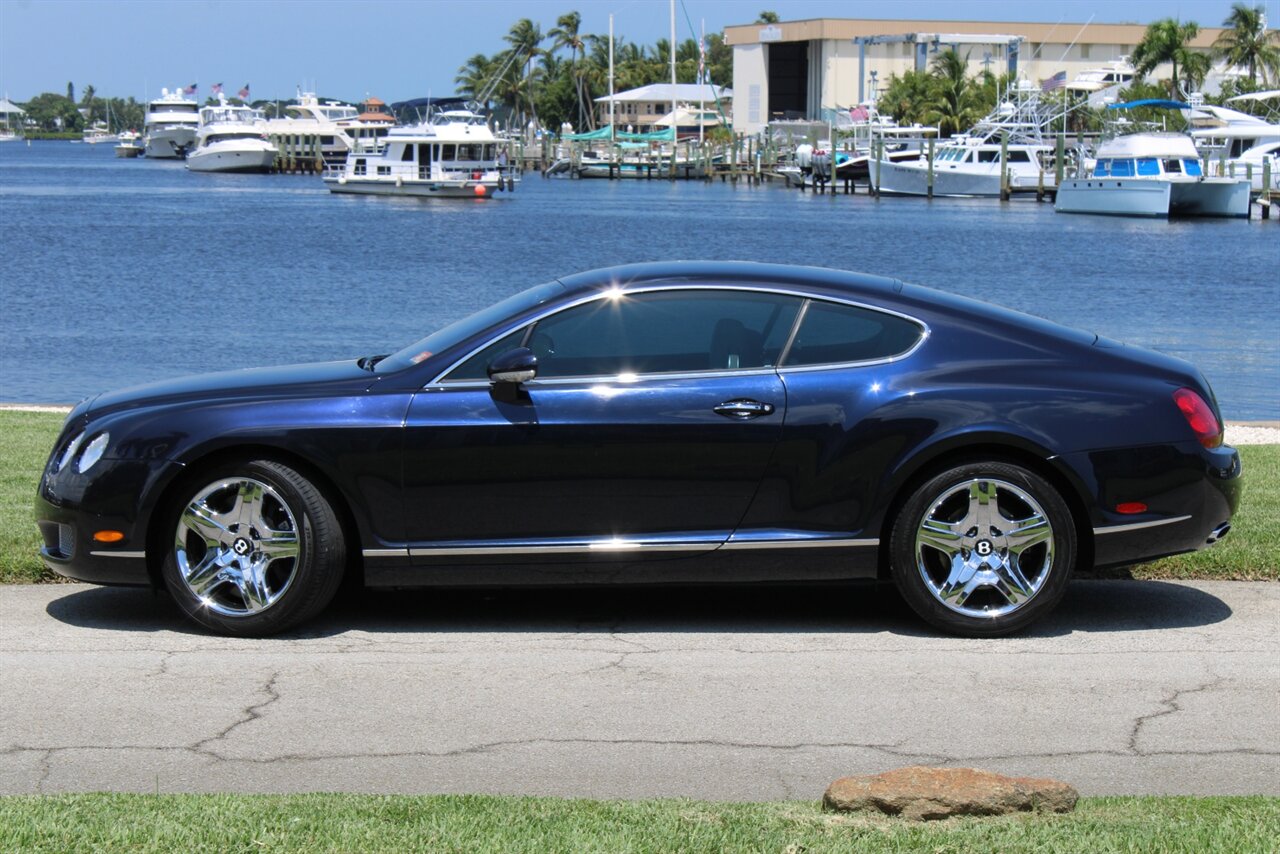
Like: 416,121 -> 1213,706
561,125 -> 676,142
1107,99 -> 1191,111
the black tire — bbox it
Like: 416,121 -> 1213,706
889,461 -> 1076,637
160,459 -> 346,636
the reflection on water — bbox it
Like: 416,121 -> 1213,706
1,141 -> 1276,418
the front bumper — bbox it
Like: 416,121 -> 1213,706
35,455 -> 180,587
1057,440 -> 1243,568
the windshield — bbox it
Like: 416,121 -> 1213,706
376,281 -> 564,373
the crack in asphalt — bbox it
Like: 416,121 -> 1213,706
189,671 -> 282,759
1127,674 -> 1227,755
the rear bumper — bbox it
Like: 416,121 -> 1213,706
1058,441 -> 1243,568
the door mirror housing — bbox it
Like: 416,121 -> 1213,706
487,347 -> 538,385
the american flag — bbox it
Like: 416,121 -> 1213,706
1041,71 -> 1067,92
183,83 -> 198,95
238,84 -> 250,100
211,83 -> 223,96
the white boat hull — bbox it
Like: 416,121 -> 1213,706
323,176 -> 510,198
186,141 -> 277,173
145,126 -> 198,159
873,158 -> 1045,197
115,145 -> 143,159
1056,177 -> 1251,218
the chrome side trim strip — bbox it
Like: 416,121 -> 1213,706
362,548 -> 410,558
409,540 -> 716,557
720,538 -> 879,550
89,550 -> 146,559
1093,515 -> 1192,535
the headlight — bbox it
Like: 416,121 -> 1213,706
56,432 -> 86,473
76,433 -> 110,473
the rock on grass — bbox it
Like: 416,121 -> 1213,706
823,766 -> 1078,821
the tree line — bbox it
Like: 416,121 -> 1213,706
453,12 -> 732,132
879,3 -> 1279,137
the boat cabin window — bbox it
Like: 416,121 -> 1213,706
399,145 -> 414,162
376,166 -> 391,176
353,158 -> 367,176
1162,159 -> 1183,174
441,144 -> 456,161
1137,158 -> 1160,176
320,136 -> 335,146
1095,159 -> 1111,176
977,150 -> 999,163
1006,150 -> 1033,163
1183,159 -> 1202,176
1110,159 -> 1135,177
418,144 -> 433,164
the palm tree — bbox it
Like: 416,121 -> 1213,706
549,12 -> 591,130
1131,18 -> 1203,96
924,50 -> 982,137
455,54 -> 496,102
504,18 -> 545,127
1213,3 -> 1280,85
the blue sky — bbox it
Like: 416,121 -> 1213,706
0,0 -> 1269,103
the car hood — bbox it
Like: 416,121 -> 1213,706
86,359 -> 376,418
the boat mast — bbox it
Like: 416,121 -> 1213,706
609,14 -> 615,144
670,0 -> 676,142
699,18 -> 705,146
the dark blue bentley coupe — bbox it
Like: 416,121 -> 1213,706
36,262 -> 1241,636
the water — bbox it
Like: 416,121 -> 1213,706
2,141 -> 1277,418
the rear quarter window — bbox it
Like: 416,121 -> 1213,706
783,300 -> 923,367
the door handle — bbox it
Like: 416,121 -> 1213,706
714,399 -> 775,419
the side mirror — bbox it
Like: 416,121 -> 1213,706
487,347 -> 538,385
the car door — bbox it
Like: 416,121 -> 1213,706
400,288 -> 802,564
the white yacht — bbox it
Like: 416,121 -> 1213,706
262,92 -> 392,166
143,88 -> 200,158
186,99 -> 278,173
323,108 -> 515,198
1186,99 -> 1280,191
1066,57 -> 1136,107
873,82 -> 1060,197
1055,133 -> 1251,218
115,130 -> 143,158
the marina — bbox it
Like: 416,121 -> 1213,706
0,139 -> 1275,421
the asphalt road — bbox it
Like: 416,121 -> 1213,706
2,580 -> 1276,799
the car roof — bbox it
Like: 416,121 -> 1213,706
555,261 -> 904,301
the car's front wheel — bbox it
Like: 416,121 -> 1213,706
890,461 -> 1076,637
160,459 -> 345,636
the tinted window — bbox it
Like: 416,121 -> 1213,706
530,290 -> 802,378
783,300 -> 922,367
445,330 -> 526,381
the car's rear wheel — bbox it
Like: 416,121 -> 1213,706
889,461 -> 1075,637
160,459 -> 345,636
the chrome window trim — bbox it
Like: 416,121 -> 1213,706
1093,515 -> 1192,535
427,284 -> 929,388
88,550 -> 147,559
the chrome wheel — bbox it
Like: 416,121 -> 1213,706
174,477 -> 300,617
914,478 -> 1054,619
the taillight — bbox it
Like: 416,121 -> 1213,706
1173,388 -> 1222,448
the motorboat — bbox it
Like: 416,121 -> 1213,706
186,99 -> 277,173
323,107 -> 516,198
1186,96 -> 1280,191
114,130 -> 143,158
1066,57 -> 1136,107
143,88 -> 200,158
262,91 -> 393,167
82,121 -> 114,144
872,81 -> 1061,197
1055,133 -> 1251,218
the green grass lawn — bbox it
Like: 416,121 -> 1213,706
1,410 -> 1276,583
0,793 -> 1276,853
